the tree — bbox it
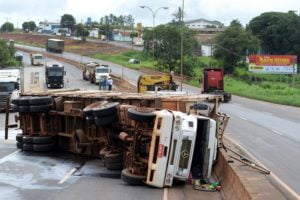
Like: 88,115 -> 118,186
1,22 -> 14,32
61,14 -> 76,32
214,20 -> 260,74
22,21 -> 36,32
172,7 -> 183,23
248,11 -> 300,57
75,23 -> 89,41
143,24 -> 198,76
0,39 -> 17,67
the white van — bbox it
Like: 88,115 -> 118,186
146,110 -> 217,188
30,54 -> 44,66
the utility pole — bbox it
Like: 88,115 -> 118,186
180,0 -> 185,91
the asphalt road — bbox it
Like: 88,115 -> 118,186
14,44 -> 300,195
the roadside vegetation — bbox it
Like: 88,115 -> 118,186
0,39 -> 19,67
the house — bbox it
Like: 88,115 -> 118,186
185,18 -> 224,29
38,21 -> 61,34
89,28 -> 99,38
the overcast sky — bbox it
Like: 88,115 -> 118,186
0,0 -> 299,28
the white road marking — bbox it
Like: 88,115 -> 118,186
239,116 -> 248,121
163,188 -> 168,200
0,150 -> 19,165
58,167 -> 77,184
224,136 -> 300,199
271,129 -> 283,136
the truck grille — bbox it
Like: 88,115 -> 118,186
179,138 -> 192,169
0,95 -> 8,103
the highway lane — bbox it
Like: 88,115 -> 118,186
16,44 -> 300,195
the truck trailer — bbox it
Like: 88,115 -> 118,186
46,39 -> 64,53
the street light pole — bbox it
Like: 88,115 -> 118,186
140,6 -> 168,65
180,0 -> 185,91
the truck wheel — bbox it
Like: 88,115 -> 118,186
105,152 -> 123,163
19,106 -> 30,113
29,96 -> 52,105
33,143 -> 54,152
105,161 -> 123,170
100,146 -> 112,158
23,136 -> 33,144
92,102 -> 119,117
127,108 -> 156,123
23,143 -> 33,151
11,98 -> 19,105
83,101 -> 108,116
11,105 -> 19,112
18,97 -> 31,106
16,142 -> 23,149
16,134 -> 23,142
33,136 -> 54,144
30,104 -> 52,112
95,114 -> 118,126
121,168 -> 146,185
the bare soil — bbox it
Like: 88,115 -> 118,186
0,33 -> 129,55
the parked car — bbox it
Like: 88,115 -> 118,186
128,58 -> 141,64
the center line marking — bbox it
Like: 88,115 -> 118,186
58,168 -> 77,184
239,116 -> 248,121
271,129 -> 283,136
163,188 -> 168,200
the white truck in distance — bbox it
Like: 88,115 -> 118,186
95,65 -> 110,84
82,62 -> 111,84
30,54 -> 44,66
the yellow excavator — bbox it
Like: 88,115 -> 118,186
137,74 -> 178,93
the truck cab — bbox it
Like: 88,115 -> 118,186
45,63 -> 65,88
0,70 -> 20,111
146,110 -> 217,188
83,62 -> 100,81
95,65 -> 110,84
30,53 -> 44,66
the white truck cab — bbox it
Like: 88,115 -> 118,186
95,65 -> 110,84
31,54 -> 44,66
0,75 -> 19,111
146,110 -> 217,188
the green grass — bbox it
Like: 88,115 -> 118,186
225,77 -> 300,107
15,41 -> 45,48
91,51 -> 155,70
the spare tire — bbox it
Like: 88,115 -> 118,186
16,142 -> 23,149
18,97 -> 31,106
23,136 -> 33,144
95,114 -> 118,126
33,143 -> 54,152
121,168 -> 146,185
92,102 -> 119,117
23,143 -> 33,151
83,101 -> 108,116
105,152 -> 123,163
11,98 -> 19,105
33,136 -> 54,144
16,134 -> 23,142
30,104 -> 52,112
127,108 -> 156,123
29,96 -> 52,105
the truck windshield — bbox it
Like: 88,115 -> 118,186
34,56 -> 43,59
48,70 -> 63,77
96,68 -> 109,73
0,82 -> 15,92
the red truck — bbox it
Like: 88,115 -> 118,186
201,68 -> 231,102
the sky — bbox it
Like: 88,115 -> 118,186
0,0 -> 299,28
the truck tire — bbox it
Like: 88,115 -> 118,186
121,168 -> 146,185
33,136 -> 54,144
83,101 -> 108,116
11,98 -> 19,105
11,105 -> 19,112
19,106 -> 30,113
105,152 -> 123,163
33,143 -> 54,152
29,96 -> 52,105
30,104 -> 52,113
105,161 -> 123,170
16,134 -> 23,142
16,142 -> 23,149
23,136 -> 33,144
92,102 -> 119,117
95,114 -> 118,126
127,108 -> 156,123
23,143 -> 33,151
18,97 -> 31,106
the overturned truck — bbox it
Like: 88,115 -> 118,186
12,91 -> 229,188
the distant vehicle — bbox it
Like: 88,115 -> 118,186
83,62 -> 111,84
14,52 -> 23,62
7,39 -> 14,47
65,33 -> 71,37
133,37 -> 144,46
30,53 -> 44,66
137,74 -> 178,93
128,58 -> 140,64
201,68 -> 231,102
46,39 -> 64,53
45,62 -> 65,88
0,69 -> 20,111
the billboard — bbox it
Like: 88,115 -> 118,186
248,55 -> 297,74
